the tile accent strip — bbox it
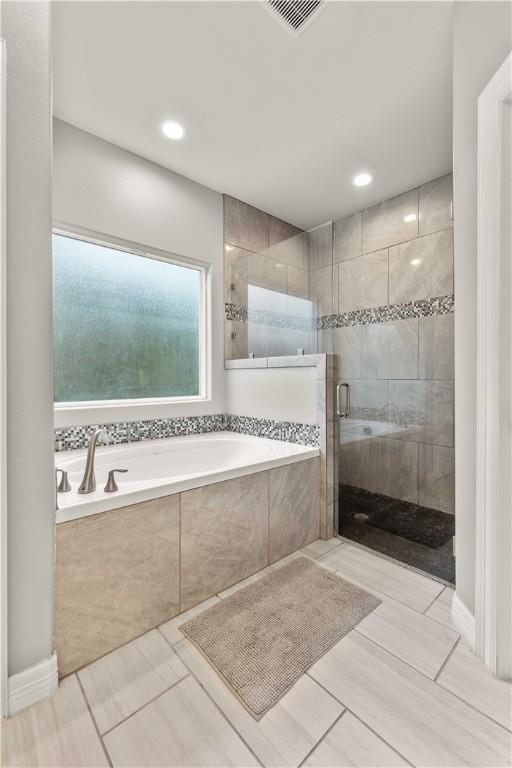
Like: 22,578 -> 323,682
225,415 -> 319,446
225,295 -> 454,330
225,302 -> 312,331
54,414 -> 319,452
318,294 -> 454,329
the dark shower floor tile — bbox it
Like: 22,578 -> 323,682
338,486 -> 455,584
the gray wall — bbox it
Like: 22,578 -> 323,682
3,2 -> 55,676
453,1 -> 511,614
53,120 -> 225,427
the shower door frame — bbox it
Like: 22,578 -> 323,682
475,51 -> 512,679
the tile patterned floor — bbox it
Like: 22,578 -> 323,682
3,541 -> 511,768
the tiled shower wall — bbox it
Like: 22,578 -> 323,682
223,196 -> 314,359
315,174 -> 454,514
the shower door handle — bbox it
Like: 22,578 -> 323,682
336,382 -> 350,418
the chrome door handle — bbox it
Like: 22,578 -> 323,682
336,382 -> 350,418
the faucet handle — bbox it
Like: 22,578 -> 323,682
56,468 -> 71,493
104,469 -> 128,493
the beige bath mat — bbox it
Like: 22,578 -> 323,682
179,556 -> 381,719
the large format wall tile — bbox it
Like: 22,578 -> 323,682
334,326 -> 362,379
341,379 -> 389,418
389,228 -> 454,304
419,173 -> 453,236
248,251 -> 288,293
224,245 -> 249,305
287,265 -> 309,299
333,212 -> 362,263
339,432 -> 365,487
308,223 -> 333,270
338,249 -> 388,313
180,472 -> 269,610
362,318 -> 418,379
418,444 -> 455,513
309,265 -> 334,317
388,380 -> 454,447
419,313 -> 454,379
269,458 -> 320,562
362,188 -> 418,253
269,216 -> 307,270
362,436 -> 418,503
55,496 -> 180,677
224,195 -> 269,253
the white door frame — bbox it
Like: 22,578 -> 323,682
475,52 -> 512,679
0,37 -> 7,717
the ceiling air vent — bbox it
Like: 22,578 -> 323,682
265,0 -> 325,36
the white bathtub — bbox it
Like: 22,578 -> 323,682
56,431 -> 319,523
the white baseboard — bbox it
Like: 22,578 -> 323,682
8,653 -> 58,716
452,592 -> 476,651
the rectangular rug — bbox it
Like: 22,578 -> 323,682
179,556 -> 381,719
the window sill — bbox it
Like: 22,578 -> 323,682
54,396 -> 215,429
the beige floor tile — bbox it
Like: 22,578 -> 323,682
1,675 -> 108,768
103,675 -> 259,767
78,629 -> 188,734
303,711 -> 409,767
159,596 -> 221,644
301,538 -> 342,558
356,599 -> 459,679
309,631 -> 511,767
320,543 -> 443,611
437,640 -> 512,730
425,586 -> 456,629
175,638 -> 343,767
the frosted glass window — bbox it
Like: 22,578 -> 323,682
53,234 -> 202,402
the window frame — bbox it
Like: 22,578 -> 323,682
53,225 -> 210,414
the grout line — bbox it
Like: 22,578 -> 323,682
172,642 -> 265,768
75,673 -> 113,768
303,668 -> 412,765
296,709 -> 347,767
352,626 -> 455,683
343,707 -> 415,767
434,636 -> 460,682
422,585 -> 448,615
99,673 -> 190,739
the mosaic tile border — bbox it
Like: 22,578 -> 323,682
225,414 -> 319,446
317,294 -> 454,330
225,302 -> 312,331
54,413 -> 319,452
226,295 -> 454,332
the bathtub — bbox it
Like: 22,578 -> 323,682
56,431 -> 319,523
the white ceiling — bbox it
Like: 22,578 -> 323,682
52,1 -> 453,229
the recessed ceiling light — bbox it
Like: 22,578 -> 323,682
403,213 -> 417,223
353,172 -> 373,187
225,244 -> 234,252
410,258 -> 422,266
161,120 -> 185,140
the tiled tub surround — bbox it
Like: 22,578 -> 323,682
54,456 -> 320,676
310,173 -> 455,517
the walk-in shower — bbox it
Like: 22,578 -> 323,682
224,176 -> 455,583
